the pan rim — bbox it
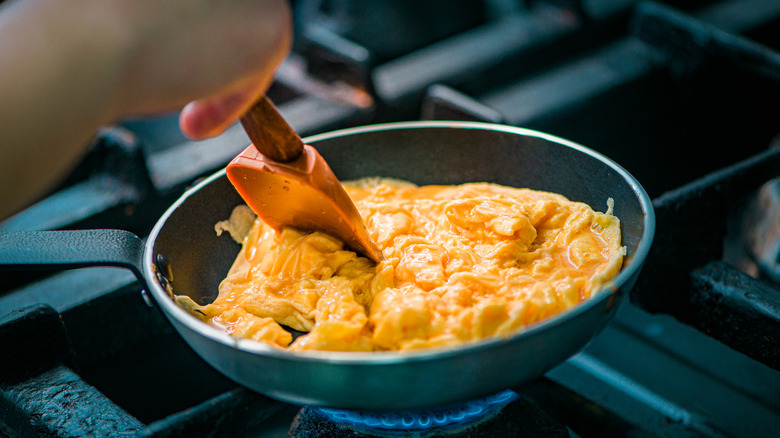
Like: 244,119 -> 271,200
144,121 -> 655,365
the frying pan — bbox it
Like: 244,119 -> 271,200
0,121 -> 654,411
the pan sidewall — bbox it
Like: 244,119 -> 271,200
165,284 -> 624,411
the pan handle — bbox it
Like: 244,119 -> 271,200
0,230 -> 146,284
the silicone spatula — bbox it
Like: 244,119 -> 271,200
226,96 -> 383,263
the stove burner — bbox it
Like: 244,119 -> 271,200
741,178 -> 780,284
288,389 -> 569,437
318,390 -> 518,435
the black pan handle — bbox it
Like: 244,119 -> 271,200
0,230 -> 146,284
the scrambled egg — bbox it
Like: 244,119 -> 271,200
183,179 -> 623,352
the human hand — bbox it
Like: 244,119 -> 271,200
115,0 -> 293,139
0,0 -> 291,219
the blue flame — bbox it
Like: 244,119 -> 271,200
317,390 -> 518,435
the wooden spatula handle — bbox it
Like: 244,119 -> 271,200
239,96 -> 304,162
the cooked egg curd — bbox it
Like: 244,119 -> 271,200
182,179 -> 623,352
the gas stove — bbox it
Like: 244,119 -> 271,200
1,0 -> 779,437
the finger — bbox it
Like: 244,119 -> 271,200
178,90 -> 248,139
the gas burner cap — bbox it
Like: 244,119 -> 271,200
741,178 -> 780,284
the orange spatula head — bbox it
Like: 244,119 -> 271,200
226,97 -> 383,263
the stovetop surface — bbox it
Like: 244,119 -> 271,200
2,0 -> 780,436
